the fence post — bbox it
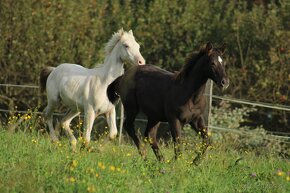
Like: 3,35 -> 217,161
118,103 -> 124,145
203,80 -> 213,128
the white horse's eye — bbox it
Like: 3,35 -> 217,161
124,44 -> 129,48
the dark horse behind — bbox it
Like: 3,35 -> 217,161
108,42 -> 229,164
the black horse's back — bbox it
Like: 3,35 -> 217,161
134,65 -> 174,92
135,64 -> 173,78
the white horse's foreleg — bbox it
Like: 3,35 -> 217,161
83,107 -> 96,146
106,108 -> 118,139
43,106 -> 59,142
61,110 -> 80,151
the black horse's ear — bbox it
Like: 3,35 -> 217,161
205,42 -> 213,53
220,43 -> 226,54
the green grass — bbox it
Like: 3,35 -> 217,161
0,130 -> 289,193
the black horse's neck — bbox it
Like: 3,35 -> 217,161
175,53 -> 209,102
186,63 -> 208,102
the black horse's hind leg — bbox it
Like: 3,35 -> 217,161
144,120 -> 164,162
123,110 -> 146,158
168,118 -> 183,160
189,116 -> 211,165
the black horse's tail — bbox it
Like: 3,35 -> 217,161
40,66 -> 55,92
107,75 -> 123,104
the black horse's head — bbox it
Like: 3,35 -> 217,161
203,42 -> 229,90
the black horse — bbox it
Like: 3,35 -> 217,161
108,42 -> 229,164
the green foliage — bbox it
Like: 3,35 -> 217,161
0,0 -> 289,129
210,103 -> 289,155
211,102 -> 256,130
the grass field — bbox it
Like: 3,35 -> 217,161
0,128 -> 289,193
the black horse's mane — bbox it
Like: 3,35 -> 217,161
174,49 -> 206,82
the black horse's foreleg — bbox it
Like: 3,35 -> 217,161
144,120 -> 163,162
190,117 -> 211,165
169,119 -> 183,160
124,112 -> 146,159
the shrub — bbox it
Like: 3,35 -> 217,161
0,0 -> 289,131
209,102 -> 288,156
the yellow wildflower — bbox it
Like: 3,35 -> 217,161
87,185 -> 96,192
87,168 -> 94,174
277,170 -> 284,176
78,136 -> 84,142
98,162 -> 106,170
69,177 -> 76,183
88,147 -> 94,153
71,160 -> 78,168
98,162 -> 103,167
109,166 -> 115,171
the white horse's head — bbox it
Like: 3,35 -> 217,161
105,29 -> 145,66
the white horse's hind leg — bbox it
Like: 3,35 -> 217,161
61,110 -> 80,151
106,108 -> 118,139
43,104 -> 59,142
83,107 -> 96,146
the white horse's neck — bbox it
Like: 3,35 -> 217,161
101,47 -> 124,84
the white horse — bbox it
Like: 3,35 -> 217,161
40,29 -> 145,150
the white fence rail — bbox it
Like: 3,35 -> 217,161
1,83 -> 289,111
0,107 -> 289,141
0,83 -> 289,141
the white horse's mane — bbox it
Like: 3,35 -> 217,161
105,28 -> 125,55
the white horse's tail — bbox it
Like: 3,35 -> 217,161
40,66 -> 55,92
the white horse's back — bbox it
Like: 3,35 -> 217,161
46,63 -> 98,110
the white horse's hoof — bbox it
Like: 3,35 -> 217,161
109,134 -> 117,140
51,136 -> 59,142
70,140 -> 77,152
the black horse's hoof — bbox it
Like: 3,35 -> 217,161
191,154 -> 202,166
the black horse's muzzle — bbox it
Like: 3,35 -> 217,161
219,78 -> 229,90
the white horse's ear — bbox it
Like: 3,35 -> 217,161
118,28 -> 124,36
129,30 -> 133,35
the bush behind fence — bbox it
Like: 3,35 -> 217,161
0,0 -> 289,131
